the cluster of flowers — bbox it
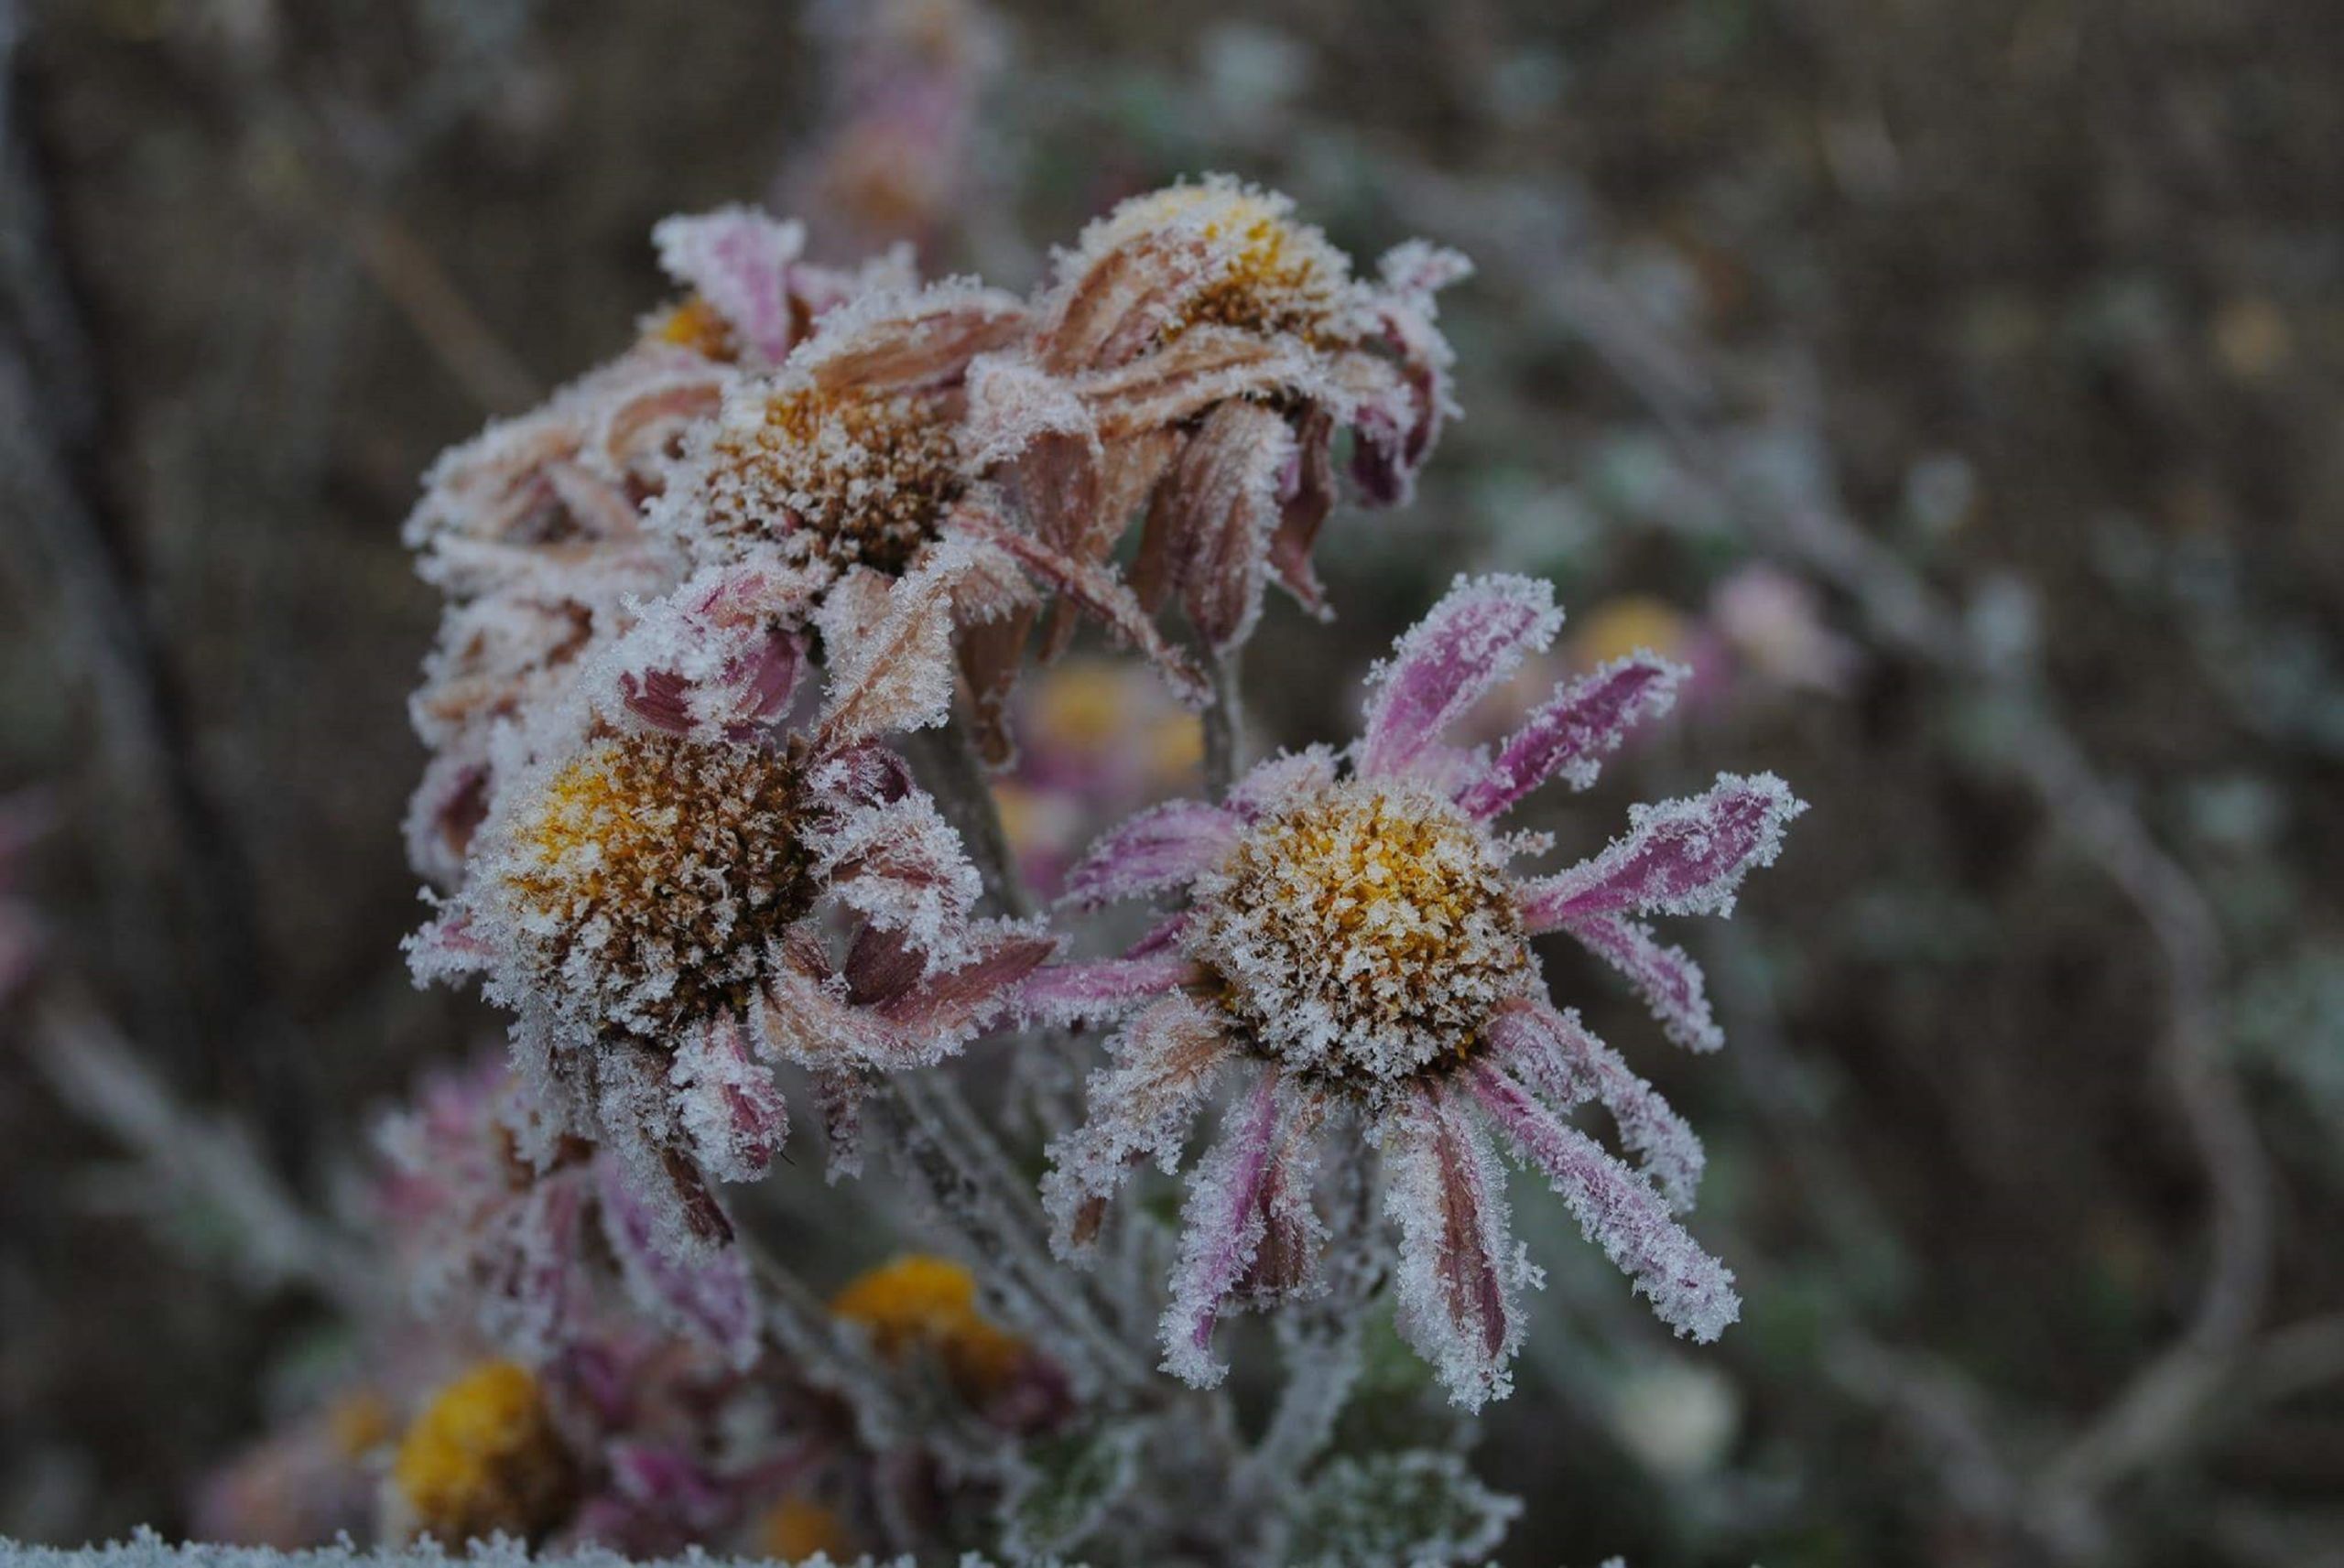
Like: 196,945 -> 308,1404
372,170 -> 1802,1556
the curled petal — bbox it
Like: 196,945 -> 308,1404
1516,773 -> 1807,925
1145,400 -> 1297,652
1264,404 -> 1338,617
1159,1071 -> 1284,1387
813,543 -> 984,748
1063,799 -> 1243,910
812,788 -> 988,969
1234,1088 -> 1329,1305
404,905 -> 495,988
1453,654 -> 1685,821
1041,991 -> 1237,1260
1036,229 -> 1217,373
1469,1065 -> 1738,1344
1485,999 -> 1704,1211
1080,328 -> 1320,439
1382,1081 -> 1532,1411
606,555 -> 815,739
667,1013 -> 790,1184
1358,574 -> 1564,782
652,206 -> 810,365
594,1157 -> 761,1370
801,281 -> 1029,394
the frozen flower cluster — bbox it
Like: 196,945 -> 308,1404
348,174 -> 1804,1563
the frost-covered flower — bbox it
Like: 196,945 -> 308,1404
651,275 -> 1208,761
966,175 -> 1470,661
830,1255 -> 1069,1433
410,574 -> 1055,1249
403,208 -> 896,886
1021,575 -> 1804,1407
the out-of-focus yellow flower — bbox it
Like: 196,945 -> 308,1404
1569,595 -> 1690,669
326,1390 -> 395,1460
388,1360 -> 573,1545
831,1254 -> 1025,1399
758,1495 -> 853,1563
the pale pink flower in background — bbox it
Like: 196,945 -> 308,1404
1708,564 -> 1861,697
1020,575 -> 1803,1408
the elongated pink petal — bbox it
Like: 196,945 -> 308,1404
1041,991 -> 1237,1260
1556,913 -> 1723,1053
1159,1071 -> 1283,1387
652,207 -> 808,365
1517,772 -> 1806,926
1233,1088 -> 1329,1305
1013,951 -> 1203,1027
594,1157 -> 761,1370
1358,575 -> 1563,782
1382,1081 -> 1531,1411
1469,1065 -> 1737,1344
873,922 -> 1058,1033
1485,999 -> 1705,1211
1063,799 -> 1243,909
1454,654 -> 1685,821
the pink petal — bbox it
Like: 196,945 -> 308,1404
1485,999 -> 1705,1211
1357,575 -> 1563,782
1158,1071 -> 1284,1387
594,1156 -> 762,1370
1040,991 -> 1236,1260
1013,951 -> 1203,1028
1382,1081 -> 1530,1411
652,207 -> 809,365
1556,913 -> 1724,1053
667,1013 -> 790,1184
1515,773 -> 1806,925
1453,654 -> 1685,821
873,922 -> 1058,1035
1063,799 -> 1243,909
1469,1064 -> 1738,1344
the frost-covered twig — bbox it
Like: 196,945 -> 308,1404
1202,646 -> 1246,802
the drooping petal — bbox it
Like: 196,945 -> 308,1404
1062,799 -> 1243,909
812,542 -> 982,748
1468,1065 -> 1738,1344
594,1156 -> 761,1370
1264,404 -> 1338,618
604,553 -> 815,739
1485,998 -> 1704,1211
1554,914 -> 1724,1053
667,1013 -> 790,1184
1012,951 -> 1203,1028
1357,575 -> 1564,783
1453,654 -> 1685,821
1081,329 -> 1322,442
1040,991 -> 1237,1260
652,207 -> 810,365
809,787 -> 988,969
1381,1081 -> 1533,1411
1516,773 -> 1807,925
950,503 -> 1209,707
870,920 -> 1058,1035
1233,1087 -> 1330,1306
472,1166 -> 593,1362
1144,399 -> 1297,652
1159,1071 -> 1284,1387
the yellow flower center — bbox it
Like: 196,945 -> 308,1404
700,383 -> 964,577
649,294 -> 741,361
497,733 -> 810,1036
1097,184 -> 1352,344
830,1254 -> 1026,1400
1192,781 -> 1528,1087
391,1361 -> 573,1545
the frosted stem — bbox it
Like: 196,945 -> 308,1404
907,711 -> 1034,918
1203,643 -> 1246,800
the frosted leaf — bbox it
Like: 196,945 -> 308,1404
1563,914 -> 1725,1054
593,1156 -> 761,1370
1062,799 -> 1242,910
1453,653 -> 1686,821
1040,990 -> 1236,1260
1485,999 -> 1705,1212
651,206 -> 808,366
667,1013 -> 790,1183
1158,1073 -> 1284,1387
1358,575 -> 1565,783
998,1422 -> 1144,1563
1519,773 -> 1807,925
1012,951 -> 1203,1028
1286,1450 -> 1522,1568
1380,1082 -> 1535,1411
1470,1065 -> 1738,1344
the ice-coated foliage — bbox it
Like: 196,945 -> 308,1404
1282,1451 -> 1522,1568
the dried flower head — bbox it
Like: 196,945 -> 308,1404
1020,574 -> 1804,1407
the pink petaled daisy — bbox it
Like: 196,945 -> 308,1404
1019,575 -> 1805,1409
409,545 -> 1056,1253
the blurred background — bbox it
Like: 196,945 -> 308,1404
3,0 -> 2341,1563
